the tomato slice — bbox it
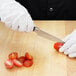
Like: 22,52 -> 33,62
5,52 -> 33,69
8,52 -> 18,60
13,59 -> 23,67
54,42 -> 64,51
23,60 -> 33,67
4,59 -> 14,69
18,56 -> 26,64
25,52 -> 33,60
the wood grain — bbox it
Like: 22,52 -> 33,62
0,21 -> 76,76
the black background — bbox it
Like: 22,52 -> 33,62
16,0 -> 76,20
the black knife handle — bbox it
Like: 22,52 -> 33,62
33,27 -> 36,31
33,27 -> 39,31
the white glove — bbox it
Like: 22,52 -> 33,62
0,0 -> 34,32
59,29 -> 76,58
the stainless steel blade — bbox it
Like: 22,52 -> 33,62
33,27 -> 64,42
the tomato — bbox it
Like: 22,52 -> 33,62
8,52 -> 18,60
23,60 -> 33,67
18,56 -> 26,64
25,52 -> 33,60
54,42 -> 64,51
5,52 -> 33,69
4,59 -> 14,69
13,59 -> 23,67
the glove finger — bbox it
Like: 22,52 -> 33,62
69,53 -> 76,58
17,15 -> 28,32
11,24 -> 19,31
62,34 -> 71,42
59,39 -> 75,52
4,15 -> 13,28
18,24 -> 27,32
5,22 -> 12,28
11,14 -> 22,30
64,44 -> 76,55
26,16 -> 34,32
4,13 -> 18,29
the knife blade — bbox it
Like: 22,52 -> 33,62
33,27 -> 64,42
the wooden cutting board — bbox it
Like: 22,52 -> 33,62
0,21 -> 76,76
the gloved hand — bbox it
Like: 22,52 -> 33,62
0,0 -> 34,32
59,30 -> 76,58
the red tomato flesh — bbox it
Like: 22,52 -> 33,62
54,42 -> 64,51
25,52 -> 33,60
8,52 -> 18,60
18,56 -> 26,64
4,59 -> 14,69
23,60 -> 33,67
13,59 -> 23,67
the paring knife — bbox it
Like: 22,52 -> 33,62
33,27 -> 64,43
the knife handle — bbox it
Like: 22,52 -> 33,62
33,27 -> 39,31
33,27 -> 36,31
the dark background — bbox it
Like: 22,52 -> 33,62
16,0 -> 76,20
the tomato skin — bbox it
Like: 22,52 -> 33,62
5,52 -> 33,69
25,52 -> 33,60
23,60 -> 33,67
8,52 -> 18,60
4,59 -> 14,69
18,56 -> 26,64
54,42 -> 64,51
13,59 -> 23,67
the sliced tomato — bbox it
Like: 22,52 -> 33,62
54,42 -> 64,51
23,60 -> 33,67
4,59 -> 14,69
8,52 -> 18,60
13,59 -> 23,67
18,56 -> 26,64
25,52 -> 33,60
